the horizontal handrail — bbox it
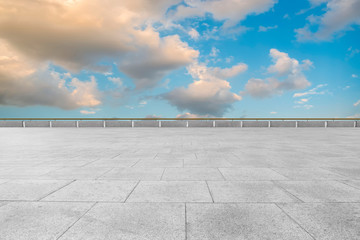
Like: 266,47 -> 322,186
0,118 -> 359,121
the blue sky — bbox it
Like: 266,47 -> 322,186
0,0 -> 359,118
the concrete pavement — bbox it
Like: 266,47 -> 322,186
0,128 -> 359,239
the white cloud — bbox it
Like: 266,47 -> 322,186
352,74 -> 359,78
188,28 -> 200,40
270,111 -> 277,114
210,47 -> 220,57
176,112 -> 212,118
296,0 -> 360,41
163,61 -> 246,116
0,40 -> 101,109
354,99 -> 360,107
294,104 -> 314,110
0,0 -> 198,90
347,113 -> 360,118
243,49 -> 312,98
258,25 -> 278,32
171,0 -> 278,33
293,84 -> 327,97
80,110 -> 96,115
295,98 -> 310,104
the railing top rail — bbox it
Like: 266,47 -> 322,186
0,118 -> 359,121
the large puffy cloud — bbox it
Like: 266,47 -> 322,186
0,41 -> 101,109
119,33 -> 199,89
296,0 -> 360,41
163,62 -> 247,116
0,0 -> 197,90
171,0 -> 277,30
243,49 -> 312,98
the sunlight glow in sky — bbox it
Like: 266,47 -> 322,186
0,0 -> 359,118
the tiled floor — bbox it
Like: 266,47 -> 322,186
0,128 -> 359,239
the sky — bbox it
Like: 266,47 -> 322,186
0,0 -> 359,118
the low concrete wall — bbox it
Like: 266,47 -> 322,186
24,121 -> 50,127
51,121 -> 77,127
134,120 -> 159,127
357,121 -> 360,127
242,121 -> 269,128
188,120 -> 213,127
327,121 -> 355,127
270,121 -> 296,128
160,121 -> 187,127
297,121 -> 325,127
105,121 -> 132,127
0,121 -> 23,127
78,121 -> 104,127
215,121 -> 241,127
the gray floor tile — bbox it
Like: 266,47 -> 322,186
41,167 -> 112,180
208,181 -> 298,203
100,167 -> 163,180
0,202 -> 93,240
276,180 -> 360,202
184,159 -> 232,167
135,159 -> 183,167
186,203 -> 313,240
127,181 -> 212,202
325,167 -> 360,179
272,168 -> 346,180
43,180 -> 138,202
219,168 -> 288,180
162,168 -> 224,181
0,180 -> 72,200
59,203 -> 185,240
279,203 -> 360,240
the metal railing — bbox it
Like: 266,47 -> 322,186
0,118 -> 359,121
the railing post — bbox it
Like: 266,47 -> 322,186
186,121 -> 189,128
325,121 -> 328,128
131,120 -> 134,128
76,121 -> 79,128
240,121 -> 243,128
159,121 -> 161,128
49,121 -> 52,128
103,120 -> 106,128
22,121 -> 25,128
213,120 -> 215,127
268,121 -> 270,128
295,121 -> 298,128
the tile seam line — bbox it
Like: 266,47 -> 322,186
336,180 -> 360,191
37,180 -> 76,201
274,203 -> 316,240
123,180 -> 141,203
95,167 -> 116,180
56,201 -> 98,240
205,181 -> 215,203
185,203 -> 187,240
271,180 -> 305,203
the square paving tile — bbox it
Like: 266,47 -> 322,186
162,168 -> 224,181
100,167 -> 164,180
208,181 -> 298,203
186,203 -> 313,240
219,168 -> 288,180
41,167 -> 112,180
59,203 -> 185,240
325,167 -> 360,179
0,202 -> 93,240
86,159 -> 140,167
43,180 -> 138,202
279,203 -> 360,240
276,180 -> 360,202
184,159 -> 232,167
0,180 -> 72,200
271,168 -> 346,180
135,159 -> 183,167
127,181 -> 212,202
